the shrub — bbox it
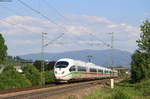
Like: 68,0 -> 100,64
23,64 -> 41,86
0,65 -> 31,90
135,79 -> 150,96
111,89 -> 131,99
45,70 -> 55,84
33,60 -> 56,71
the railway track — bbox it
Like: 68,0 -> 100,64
0,84 -> 57,95
0,78 -> 119,99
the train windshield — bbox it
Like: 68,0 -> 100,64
55,61 -> 69,68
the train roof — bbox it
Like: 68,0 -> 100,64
57,58 -> 116,71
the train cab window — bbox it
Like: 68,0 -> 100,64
55,61 -> 69,68
69,66 -> 76,72
90,68 -> 97,72
77,66 -> 86,71
98,69 -> 103,73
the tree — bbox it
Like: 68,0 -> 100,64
45,61 -> 56,71
33,60 -> 43,71
23,64 -> 41,86
137,20 -> 150,53
0,33 -> 7,63
131,51 -> 144,82
131,20 -> 150,82
33,60 -> 55,71
0,65 -> 31,90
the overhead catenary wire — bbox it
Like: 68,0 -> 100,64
0,5 -> 43,35
18,0 -> 110,48
44,33 -> 64,47
17,0 -> 69,47
41,0 -> 87,43
0,0 -> 66,48
42,0 -> 68,21
17,0 -> 67,33
0,18 -> 38,34
89,33 -> 110,47
41,0 -> 110,47
0,1 -> 65,47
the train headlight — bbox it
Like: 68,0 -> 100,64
62,71 -> 65,74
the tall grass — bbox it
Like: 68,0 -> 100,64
83,79 -> 149,99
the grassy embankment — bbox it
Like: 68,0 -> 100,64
83,79 -> 150,99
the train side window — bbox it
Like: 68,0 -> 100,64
69,66 -> 76,72
90,68 -> 97,72
98,69 -> 103,73
77,66 -> 86,71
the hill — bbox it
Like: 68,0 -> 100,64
19,49 -> 132,67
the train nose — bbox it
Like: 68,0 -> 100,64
54,71 -> 65,79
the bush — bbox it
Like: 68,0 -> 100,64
33,60 -> 56,71
0,65 -> 31,90
23,64 -> 41,86
111,89 -> 131,99
33,60 -> 43,71
135,79 -> 150,96
45,70 -> 55,84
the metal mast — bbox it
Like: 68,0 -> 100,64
109,32 -> 114,68
41,32 -> 47,85
111,32 -> 114,67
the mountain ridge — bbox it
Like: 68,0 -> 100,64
19,49 -> 132,67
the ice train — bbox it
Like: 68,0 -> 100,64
54,58 -> 118,82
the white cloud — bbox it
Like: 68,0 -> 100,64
107,24 -> 118,28
12,39 -> 39,45
0,15 -> 141,55
79,41 -> 103,45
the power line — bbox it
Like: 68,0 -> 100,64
89,33 -> 110,47
17,0 -> 66,32
0,18 -> 38,34
0,5 -> 36,33
40,32 -> 64,85
44,33 -> 65,47
0,4 -> 64,39
41,1 -> 109,47
0,5 -> 41,34
42,0 -> 68,21
18,0 -> 109,49
40,0 -> 92,46
42,0 -> 87,43
17,0 -> 58,25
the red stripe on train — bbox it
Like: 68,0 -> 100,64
80,72 -> 112,75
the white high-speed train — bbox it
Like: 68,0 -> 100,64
54,58 -> 118,82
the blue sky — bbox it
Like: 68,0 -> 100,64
0,0 -> 150,55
